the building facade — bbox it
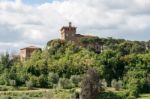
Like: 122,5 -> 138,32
60,22 -> 102,53
20,46 -> 41,62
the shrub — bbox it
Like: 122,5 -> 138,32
0,86 -> 8,91
126,95 -> 136,99
70,75 -> 82,87
111,79 -> 117,88
98,91 -> 129,99
101,79 -> 107,88
58,78 -> 74,89
25,81 -> 33,90
9,80 -> 16,87
111,79 -> 123,91
100,79 -> 107,92
0,76 -> 5,85
29,76 -> 38,87
48,72 -> 59,88
117,80 -> 123,90
38,75 -> 48,88
71,91 -> 80,99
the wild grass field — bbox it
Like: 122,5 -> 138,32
0,86 -> 150,99
0,86 -> 72,99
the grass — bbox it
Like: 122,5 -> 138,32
0,85 -> 149,99
0,85 -> 73,99
138,94 -> 150,99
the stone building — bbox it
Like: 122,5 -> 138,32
60,22 -> 102,53
20,46 -> 41,62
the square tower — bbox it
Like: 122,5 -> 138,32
60,22 -> 76,41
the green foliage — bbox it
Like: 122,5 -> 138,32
48,72 -> 59,88
79,37 -> 101,44
111,79 -> 123,91
19,94 -> 29,99
9,80 -> 16,87
101,79 -> 107,88
81,68 -> 100,99
46,40 -> 99,78
98,92 -> 123,99
70,75 -> 82,87
25,81 -> 33,90
98,50 -> 124,86
124,69 -> 147,97
0,53 -> 11,68
58,78 -> 74,89
38,74 -> 48,88
1,96 -> 12,99
0,38 -> 150,98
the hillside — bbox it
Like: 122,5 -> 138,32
0,37 -> 150,99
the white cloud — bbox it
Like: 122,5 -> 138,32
0,0 -> 150,53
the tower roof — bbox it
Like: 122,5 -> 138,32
60,22 -> 76,31
20,46 -> 41,50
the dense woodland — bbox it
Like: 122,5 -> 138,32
0,37 -> 150,99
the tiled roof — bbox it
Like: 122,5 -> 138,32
20,46 -> 40,50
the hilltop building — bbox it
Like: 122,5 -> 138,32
60,22 -> 102,53
20,46 -> 41,62
19,22 -> 102,62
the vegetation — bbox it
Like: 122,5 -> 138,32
80,68 -> 100,99
0,37 -> 150,98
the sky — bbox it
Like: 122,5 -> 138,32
0,0 -> 150,54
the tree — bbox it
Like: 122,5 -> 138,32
0,53 -> 12,68
80,68 -> 100,99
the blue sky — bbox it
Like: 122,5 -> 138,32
0,0 -> 150,53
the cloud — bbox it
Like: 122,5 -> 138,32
0,0 -> 150,53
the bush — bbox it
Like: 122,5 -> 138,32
48,72 -> 59,88
126,95 -> 136,99
0,76 -> 5,85
58,78 -> 74,89
117,80 -> 123,90
9,80 -> 16,87
38,75 -> 48,88
25,81 -> 33,90
70,75 -> 82,87
0,86 -> 8,91
101,79 -> 107,88
71,91 -> 80,99
98,92 -> 122,99
111,79 -> 123,91
111,79 -> 117,87
100,79 -> 107,92
29,76 -> 38,87
129,88 -> 139,98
